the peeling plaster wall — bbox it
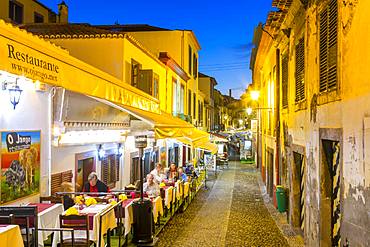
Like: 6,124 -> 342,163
255,0 -> 370,245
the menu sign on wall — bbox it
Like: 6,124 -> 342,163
5,132 -> 32,152
0,131 -> 40,203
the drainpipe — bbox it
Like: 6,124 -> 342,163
275,49 -> 281,186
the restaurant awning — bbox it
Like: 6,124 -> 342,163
194,141 -> 218,154
91,97 -> 195,139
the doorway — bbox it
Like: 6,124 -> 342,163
319,128 -> 342,247
293,151 -> 305,234
266,148 -> 274,197
75,151 -> 96,192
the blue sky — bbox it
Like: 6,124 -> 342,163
40,0 -> 272,98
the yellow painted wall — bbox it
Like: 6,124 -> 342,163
49,37 -> 167,110
0,0 -> 52,23
128,30 -> 200,120
51,38 -> 124,80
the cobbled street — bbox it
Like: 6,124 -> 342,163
155,161 -> 298,247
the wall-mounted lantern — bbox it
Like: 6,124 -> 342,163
2,78 -> 22,110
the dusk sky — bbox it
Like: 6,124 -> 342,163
40,0 -> 273,99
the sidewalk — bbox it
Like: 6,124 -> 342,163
257,175 -> 305,247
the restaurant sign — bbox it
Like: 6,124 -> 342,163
4,42 -> 61,84
0,131 -> 40,203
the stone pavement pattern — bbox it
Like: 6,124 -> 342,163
155,161 -> 291,247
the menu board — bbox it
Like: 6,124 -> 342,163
0,131 -> 40,203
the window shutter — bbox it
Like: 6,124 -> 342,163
101,157 -> 109,185
282,55 -> 289,108
116,155 -> 120,181
319,0 -> 338,92
295,38 -> 305,102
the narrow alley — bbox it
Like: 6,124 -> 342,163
156,161 -> 302,247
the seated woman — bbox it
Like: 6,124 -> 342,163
166,163 -> 178,182
143,174 -> 160,197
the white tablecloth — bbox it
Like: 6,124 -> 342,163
123,200 -> 134,236
37,203 -> 64,247
164,186 -> 174,209
71,204 -> 117,247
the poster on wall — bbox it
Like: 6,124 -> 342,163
0,131 -> 40,203
160,146 -> 166,167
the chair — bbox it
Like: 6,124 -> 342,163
0,206 -> 38,247
40,195 -> 62,204
0,214 -> 15,224
59,214 -> 93,247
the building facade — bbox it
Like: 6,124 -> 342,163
250,0 -> 370,246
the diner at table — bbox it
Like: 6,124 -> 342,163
83,172 -> 111,194
143,174 -> 160,197
178,167 -> 188,182
150,163 -> 166,183
166,163 -> 179,182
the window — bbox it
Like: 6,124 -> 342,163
101,153 -> 119,188
180,84 -> 185,114
193,93 -> 196,117
193,54 -> 198,78
34,12 -> 44,23
9,0 -> 23,24
138,69 -> 159,98
282,55 -> 289,108
319,0 -> 338,93
153,73 -> 159,99
131,59 -> 141,88
198,100 -> 201,124
188,89 -> 192,116
172,78 -> 177,115
188,45 -> 192,76
295,38 -> 305,102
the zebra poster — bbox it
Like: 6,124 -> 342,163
0,131 -> 40,203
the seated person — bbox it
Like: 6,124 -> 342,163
178,167 -> 188,182
143,174 -> 160,197
150,163 -> 166,183
61,182 -> 75,210
82,172 -> 110,195
166,163 -> 178,182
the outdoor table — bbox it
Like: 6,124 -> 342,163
183,182 -> 190,198
0,224 -> 23,247
151,196 -> 163,223
121,199 -> 134,236
78,203 -> 117,247
28,202 -> 64,247
164,186 -> 174,209
175,181 -> 183,200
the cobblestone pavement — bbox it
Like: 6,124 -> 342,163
155,161 -> 299,247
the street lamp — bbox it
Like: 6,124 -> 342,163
246,107 -> 253,115
250,90 -> 260,101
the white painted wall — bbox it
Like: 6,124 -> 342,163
0,78 -> 51,204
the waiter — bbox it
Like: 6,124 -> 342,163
82,172 -> 110,193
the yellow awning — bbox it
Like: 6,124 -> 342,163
103,104 -> 195,139
195,141 -> 218,154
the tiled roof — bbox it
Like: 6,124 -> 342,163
272,0 -> 293,11
265,11 -> 286,32
20,23 -> 124,39
96,24 -> 170,32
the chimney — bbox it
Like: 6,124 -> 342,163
58,1 -> 68,23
